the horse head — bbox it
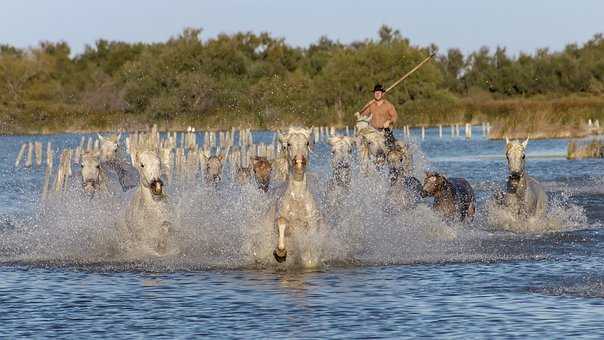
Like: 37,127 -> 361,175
358,127 -> 387,165
278,127 -> 312,177
251,156 -> 273,192
422,171 -> 446,196
80,151 -> 102,194
201,149 -> 225,183
328,136 -> 355,165
134,150 -> 164,201
387,141 -> 413,177
505,137 -> 529,179
98,133 -> 121,162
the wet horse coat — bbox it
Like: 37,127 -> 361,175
79,151 -> 109,197
272,127 -> 321,265
422,172 -> 476,222
123,150 -> 173,255
327,136 -> 355,189
500,138 -> 547,218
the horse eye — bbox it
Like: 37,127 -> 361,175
522,155 -> 525,159
80,164 -> 84,168
141,164 -> 144,168
96,165 -> 100,169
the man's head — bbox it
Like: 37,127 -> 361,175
373,84 -> 385,101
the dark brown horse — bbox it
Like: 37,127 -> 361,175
422,171 -> 476,222
251,156 -> 273,192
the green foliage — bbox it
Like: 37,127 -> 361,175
1,26 -> 604,134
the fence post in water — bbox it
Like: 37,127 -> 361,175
46,142 -> 53,168
345,126 -> 350,136
33,142 -> 42,167
24,142 -> 34,168
421,126 -> 425,140
15,143 -> 26,167
439,125 -> 443,138
41,146 -> 54,202
465,123 -> 472,139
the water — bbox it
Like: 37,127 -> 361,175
1,128 -> 604,338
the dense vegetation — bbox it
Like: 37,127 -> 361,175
1,26 -> 604,135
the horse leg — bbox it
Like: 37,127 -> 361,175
156,221 -> 172,255
273,217 -> 288,263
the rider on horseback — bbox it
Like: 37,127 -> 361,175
358,84 -> 398,149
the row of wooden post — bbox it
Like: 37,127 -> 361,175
14,123 -> 498,169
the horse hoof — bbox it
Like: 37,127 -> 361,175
273,248 -> 287,263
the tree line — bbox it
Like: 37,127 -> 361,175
1,25 -> 603,134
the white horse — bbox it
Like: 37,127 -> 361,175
79,151 -> 109,197
271,127 -> 322,265
97,133 -> 138,191
327,136 -> 355,189
500,138 -> 547,218
98,133 -> 121,162
201,149 -> 227,184
355,113 -> 387,172
123,150 -> 174,256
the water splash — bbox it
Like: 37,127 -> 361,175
483,186 -> 588,234
0,140 -> 594,271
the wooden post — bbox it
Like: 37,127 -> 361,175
46,142 -> 52,167
33,142 -> 42,167
439,124 -> 443,138
451,125 -> 455,137
41,145 -> 54,202
15,143 -> 26,167
25,142 -> 34,168
421,126 -> 425,140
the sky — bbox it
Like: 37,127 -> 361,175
1,0 -> 602,56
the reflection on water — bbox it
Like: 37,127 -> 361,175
1,130 -> 603,337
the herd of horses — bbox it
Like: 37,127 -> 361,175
73,116 -> 547,266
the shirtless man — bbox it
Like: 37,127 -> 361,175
358,84 -> 398,149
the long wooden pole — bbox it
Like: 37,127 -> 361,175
358,52 -> 436,114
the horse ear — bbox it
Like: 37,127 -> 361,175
97,133 -> 105,142
305,128 -> 313,139
277,131 -> 287,144
505,137 -> 510,145
522,137 -> 529,148
116,133 -> 122,142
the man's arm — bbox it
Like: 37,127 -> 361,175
359,100 -> 374,117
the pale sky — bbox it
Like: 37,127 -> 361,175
1,0 -> 602,56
